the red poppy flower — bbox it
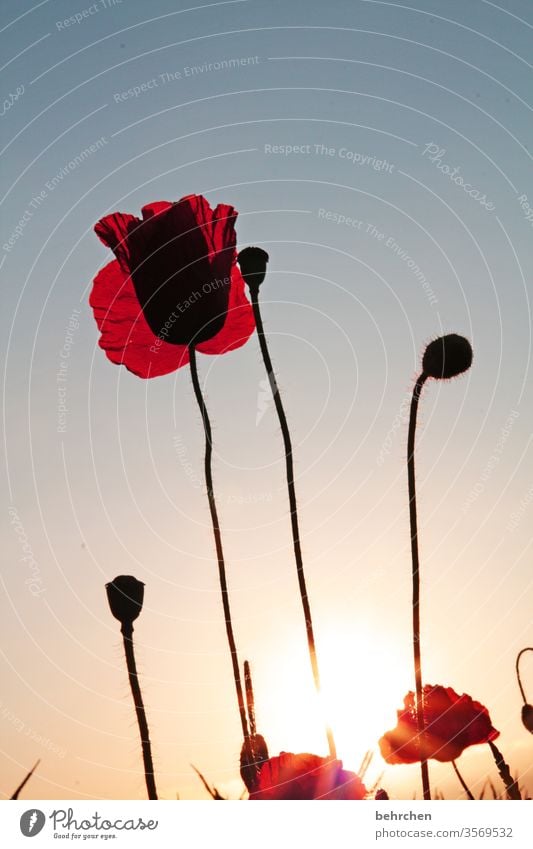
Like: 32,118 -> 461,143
248,752 -> 367,800
90,195 -> 255,378
379,685 -> 499,764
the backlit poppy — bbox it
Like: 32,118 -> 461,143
90,195 -> 255,377
379,685 -> 499,764
91,194 -> 256,755
248,752 -> 367,800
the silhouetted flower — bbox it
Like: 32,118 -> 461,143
248,753 -> 366,800
240,734 -> 270,792
90,196 -> 255,377
106,575 -> 157,798
106,575 -> 144,631
521,704 -> 533,734
516,647 -> 533,734
237,244 -> 337,759
407,334 -> 473,799
422,334 -> 473,380
380,685 -> 499,764
375,788 -> 390,800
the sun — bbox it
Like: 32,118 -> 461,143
257,621 -> 411,784
317,625 -> 410,774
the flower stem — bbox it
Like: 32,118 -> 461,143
488,741 -> 521,800
250,289 -> 336,760
188,345 -> 250,747
244,660 -> 257,738
10,759 -> 40,800
121,623 -> 157,799
407,372 -> 431,801
516,647 -> 532,704
451,760 -> 475,800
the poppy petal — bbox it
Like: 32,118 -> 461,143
208,202 -> 238,259
250,752 -> 366,800
141,201 -> 173,220
91,195 -> 255,374
90,260 -> 189,378
178,196 -> 237,258
94,212 -> 140,273
127,197 -> 231,345
197,263 -> 255,356
379,685 -> 500,764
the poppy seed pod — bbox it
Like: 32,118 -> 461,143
240,734 -> 270,792
237,247 -> 269,291
422,334 -> 473,380
106,575 -> 144,629
521,704 -> 533,733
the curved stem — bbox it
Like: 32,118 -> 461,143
451,760 -> 475,800
516,647 -> 532,704
250,289 -> 336,760
121,624 -> 157,800
188,345 -> 250,747
407,372 -> 431,800
488,741 -> 521,800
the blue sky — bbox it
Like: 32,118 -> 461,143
1,0 -> 532,800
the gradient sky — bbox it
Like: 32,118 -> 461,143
1,0 -> 532,800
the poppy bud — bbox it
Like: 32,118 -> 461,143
240,733 -> 269,792
422,334 -> 473,380
521,704 -> 533,734
106,575 -> 144,630
237,247 -> 269,291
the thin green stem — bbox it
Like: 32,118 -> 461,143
188,345 -> 250,747
121,624 -> 157,800
250,289 -> 336,761
516,647 -> 532,705
407,372 -> 431,801
451,760 -> 475,800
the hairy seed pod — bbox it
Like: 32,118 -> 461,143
106,575 -> 144,628
422,334 -> 473,380
237,247 -> 269,291
521,703 -> 533,734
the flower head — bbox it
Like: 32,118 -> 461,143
90,195 -> 255,378
106,575 -> 144,630
521,704 -> 533,734
240,734 -> 269,792
379,685 -> 499,764
248,752 -> 366,800
237,246 -> 269,292
422,334 -> 473,380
